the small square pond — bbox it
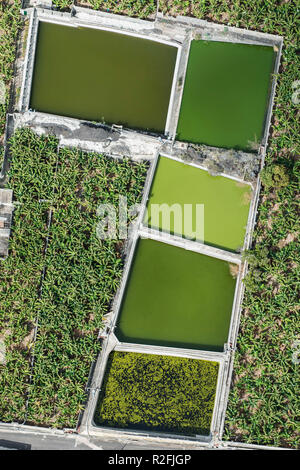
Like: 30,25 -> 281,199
30,22 -> 178,133
94,351 -> 219,436
144,156 -> 252,253
116,238 -> 238,352
177,40 -> 275,151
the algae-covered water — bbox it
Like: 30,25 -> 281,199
144,156 -> 251,252
30,22 -> 178,133
177,40 -> 275,151
116,238 -> 237,352
95,351 -> 219,436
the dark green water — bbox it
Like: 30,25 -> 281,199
145,156 -> 251,252
30,22 -> 178,133
116,238 -> 237,352
177,40 -> 275,151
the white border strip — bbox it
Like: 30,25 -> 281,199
164,45 -> 182,136
19,8 -> 38,111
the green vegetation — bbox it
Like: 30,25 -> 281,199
224,162 -> 300,448
95,351 -> 219,435
0,1 -> 22,166
145,156 -> 252,252
157,0 -> 299,449
0,128 -> 148,427
52,0 -> 73,9
260,164 -> 290,190
53,0 -> 156,18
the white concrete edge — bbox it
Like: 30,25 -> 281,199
114,341 -> 224,362
0,421 -> 72,435
73,21 -> 177,48
262,38 -> 283,147
222,440 -> 292,451
0,114 -> 12,177
159,151 -> 254,185
139,151 -> 160,220
25,8 -> 38,111
18,110 -> 160,143
36,13 -> 177,48
71,6 -> 282,47
37,17 -> 77,27
73,5 -> 156,28
164,43 -> 182,136
164,14 -> 283,44
171,31 -> 192,142
19,8 -> 36,111
210,356 -> 228,437
226,265 -> 244,346
86,422 -> 211,446
242,181 -> 258,252
138,227 -> 241,264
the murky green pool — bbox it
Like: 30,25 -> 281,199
144,156 -> 251,252
177,40 -> 275,151
30,22 -> 178,133
116,238 -> 237,352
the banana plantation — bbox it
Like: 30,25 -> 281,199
0,1 -> 22,145
0,128 -> 148,427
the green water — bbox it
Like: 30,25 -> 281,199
30,22 -> 178,133
144,156 -> 251,252
116,238 -> 237,351
177,40 -> 275,151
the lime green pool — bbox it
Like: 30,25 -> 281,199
116,238 -> 237,352
177,40 -> 275,151
144,156 -> 252,252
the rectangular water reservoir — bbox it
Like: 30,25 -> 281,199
177,40 -> 275,151
94,351 -> 219,436
116,238 -> 238,352
144,156 -> 252,253
30,22 -> 178,133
